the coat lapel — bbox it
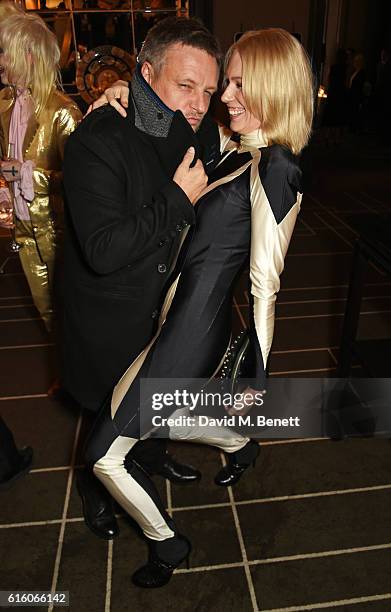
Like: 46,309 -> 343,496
149,110 -> 198,179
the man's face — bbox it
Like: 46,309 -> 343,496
141,43 -> 219,131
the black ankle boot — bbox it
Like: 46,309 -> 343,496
76,469 -> 119,540
132,534 -> 191,588
214,439 -> 260,487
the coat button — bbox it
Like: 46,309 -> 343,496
158,239 -> 166,247
157,263 -> 167,273
151,309 -> 159,319
175,224 -> 182,232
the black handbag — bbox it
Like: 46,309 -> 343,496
220,330 -> 251,397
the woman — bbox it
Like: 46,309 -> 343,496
85,28 -> 314,588
0,11 -> 82,333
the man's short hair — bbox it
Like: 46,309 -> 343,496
138,16 -> 222,73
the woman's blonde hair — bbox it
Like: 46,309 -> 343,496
0,0 -> 24,22
0,12 -> 61,116
225,28 -> 314,154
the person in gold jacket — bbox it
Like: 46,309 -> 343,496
0,10 -> 81,332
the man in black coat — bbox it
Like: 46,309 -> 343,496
62,17 -> 221,539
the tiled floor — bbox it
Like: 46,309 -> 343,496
1,134 -> 391,611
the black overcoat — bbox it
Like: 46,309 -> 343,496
62,99 -> 219,411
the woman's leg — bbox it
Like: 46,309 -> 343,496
85,401 -> 175,541
85,400 -> 191,587
167,408 -> 260,486
15,219 -> 54,333
167,407 -> 250,452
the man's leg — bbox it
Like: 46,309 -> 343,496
76,409 -> 119,539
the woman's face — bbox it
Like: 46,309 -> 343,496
221,50 -> 261,134
0,48 -> 9,86
0,47 -> 28,88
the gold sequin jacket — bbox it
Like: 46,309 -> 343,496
0,86 -> 82,243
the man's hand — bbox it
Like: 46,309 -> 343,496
0,159 -> 21,183
173,147 -> 207,205
86,80 -> 130,118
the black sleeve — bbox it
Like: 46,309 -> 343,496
63,126 -> 195,275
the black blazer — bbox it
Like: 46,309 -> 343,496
62,102 -> 220,411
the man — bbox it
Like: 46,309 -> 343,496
63,17 -> 221,540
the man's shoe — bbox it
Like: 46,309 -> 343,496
76,470 -> 119,540
0,447 -> 33,490
132,534 -> 191,588
155,455 -> 201,484
214,440 -> 260,487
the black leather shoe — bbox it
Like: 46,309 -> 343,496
214,440 -> 260,487
76,470 -> 119,540
155,455 -> 201,484
0,447 -> 33,490
132,535 -> 191,588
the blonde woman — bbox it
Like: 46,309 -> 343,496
0,11 -> 81,332
84,28 -> 314,588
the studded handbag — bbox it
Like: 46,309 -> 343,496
220,330 -> 251,397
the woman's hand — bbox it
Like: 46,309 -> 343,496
225,386 -> 266,416
0,159 -> 21,183
86,80 -> 130,118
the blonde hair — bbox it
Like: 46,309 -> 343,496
0,12 -> 61,116
0,0 -> 24,22
225,28 -> 314,154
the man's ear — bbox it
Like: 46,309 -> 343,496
140,61 -> 154,85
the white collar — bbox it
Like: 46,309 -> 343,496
239,129 -> 268,151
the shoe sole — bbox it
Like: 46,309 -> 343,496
164,476 -> 201,485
